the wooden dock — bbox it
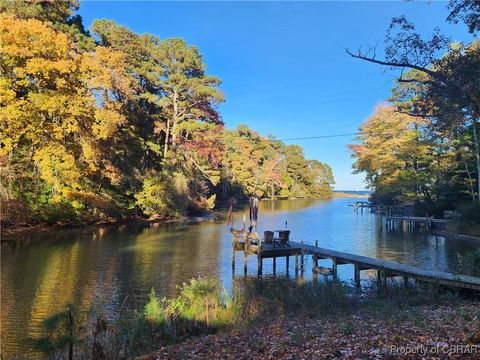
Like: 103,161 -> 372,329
232,235 -> 480,291
348,201 -> 373,210
385,215 -> 451,230
295,242 -> 480,291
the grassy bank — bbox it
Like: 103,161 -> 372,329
27,277 -> 480,360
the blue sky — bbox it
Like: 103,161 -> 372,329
79,1 -> 473,190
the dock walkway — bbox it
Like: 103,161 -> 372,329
294,241 -> 480,291
232,235 -> 480,291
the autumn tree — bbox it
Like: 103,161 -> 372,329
0,13 -> 131,221
0,2 -> 334,225
348,2 -> 480,209
350,105 -> 433,204
222,125 -> 334,200
92,20 -> 224,214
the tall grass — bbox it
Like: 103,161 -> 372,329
31,276 -> 468,359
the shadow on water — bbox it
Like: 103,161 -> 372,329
1,198 -> 478,357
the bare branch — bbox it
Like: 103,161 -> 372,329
345,49 -> 437,77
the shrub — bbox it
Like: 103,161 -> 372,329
457,202 -> 480,225
144,288 -> 165,323
456,250 -> 480,277
135,172 -> 189,218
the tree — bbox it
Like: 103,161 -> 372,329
347,8 -> 480,202
0,2 -> 335,225
221,125 -> 334,200
447,0 -> 480,35
156,38 -> 224,160
0,13 -> 131,219
349,105 -> 433,203
92,22 -> 225,212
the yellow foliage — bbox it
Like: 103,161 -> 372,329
93,108 -> 126,139
0,13 -> 131,198
33,145 -> 81,196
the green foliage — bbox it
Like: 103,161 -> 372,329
222,125 -> 335,200
144,288 -> 165,323
134,172 -> 188,217
458,202 -> 480,224
456,250 -> 480,277
135,176 -> 173,217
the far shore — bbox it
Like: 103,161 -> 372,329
334,192 -> 369,198
0,212 -> 220,242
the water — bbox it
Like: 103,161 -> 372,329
1,198 -> 478,357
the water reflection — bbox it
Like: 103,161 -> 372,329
1,198 -> 479,358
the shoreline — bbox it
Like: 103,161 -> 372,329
433,229 -> 480,243
0,196 -> 338,241
0,212 -> 220,242
333,192 -> 369,199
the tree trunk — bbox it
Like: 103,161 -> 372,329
464,156 -> 476,201
171,90 -> 178,164
163,117 -> 170,158
472,120 -> 480,201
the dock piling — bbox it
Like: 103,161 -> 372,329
257,253 -> 262,276
244,251 -> 247,275
295,254 -> 299,277
354,263 -> 361,287
332,258 -> 338,278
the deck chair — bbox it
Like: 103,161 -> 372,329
263,231 -> 274,247
278,230 -> 290,248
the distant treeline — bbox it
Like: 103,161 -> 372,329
0,1 -> 334,226
349,0 -> 480,219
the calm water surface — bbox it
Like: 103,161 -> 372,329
1,198 -> 479,357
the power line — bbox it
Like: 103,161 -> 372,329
268,132 -> 361,142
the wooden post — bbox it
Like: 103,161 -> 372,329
332,258 -> 338,278
295,254 -> 299,277
354,263 -> 361,287
300,242 -> 305,276
244,251 -> 247,275
377,270 -> 382,289
231,247 -> 235,275
286,256 -> 290,273
313,254 -> 318,271
257,254 -> 262,276
300,253 -> 304,277
273,256 -> 276,275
